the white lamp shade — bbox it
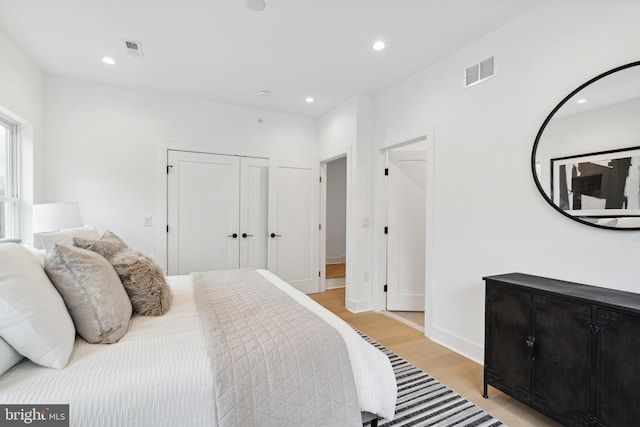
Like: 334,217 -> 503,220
33,202 -> 84,233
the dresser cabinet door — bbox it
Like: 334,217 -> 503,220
485,283 -> 531,401
596,309 -> 640,427
531,295 -> 592,426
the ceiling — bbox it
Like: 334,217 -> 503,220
0,0 -> 544,117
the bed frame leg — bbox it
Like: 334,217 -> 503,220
361,411 -> 378,427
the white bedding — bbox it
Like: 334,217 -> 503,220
0,275 -> 216,427
257,270 -> 397,420
0,271 -> 396,426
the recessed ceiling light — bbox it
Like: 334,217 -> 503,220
372,40 -> 386,51
245,0 -> 265,11
258,90 -> 271,96
305,97 -> 314,103
102,56 -> 116,65
576,98 -> 588,104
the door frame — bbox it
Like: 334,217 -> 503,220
373,133 -> 434,336
319,147 -> 352,297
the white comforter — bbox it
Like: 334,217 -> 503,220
258,270 -> 397,420
0,271 -> 396,426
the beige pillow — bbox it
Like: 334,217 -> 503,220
73,230 -> 128,261
110,248 -> 172,316
45,244 -> 132,344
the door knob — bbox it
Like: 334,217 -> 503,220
242,233 -> 253,238
228,233 -> 238,238
270,233 -> 282,238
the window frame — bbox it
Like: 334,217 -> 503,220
0,114 -> 20,240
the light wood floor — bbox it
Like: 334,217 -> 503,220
326,263 -> 346,279
310,288 -> 561,427
387,310 -> 425,328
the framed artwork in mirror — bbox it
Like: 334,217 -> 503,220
551,146 -> 640,224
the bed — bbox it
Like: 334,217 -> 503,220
0,235 -> 397,427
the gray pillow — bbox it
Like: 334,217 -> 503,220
110,248 -> 172,316
45,244 -> 132,344
73,230 -> 128,261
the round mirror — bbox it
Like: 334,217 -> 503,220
532,61 -> 640,230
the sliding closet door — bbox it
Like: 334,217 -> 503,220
240,157 -> 269,269
167,150 -> 240,275
268,160 -> 319,294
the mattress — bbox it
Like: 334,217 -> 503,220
0,271 -> 396,426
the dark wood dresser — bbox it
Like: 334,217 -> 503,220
483,273 -> 640,427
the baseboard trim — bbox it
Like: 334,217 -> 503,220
382,311 -> 424,333
428,325 -> 483,364
347,298 -> 371,313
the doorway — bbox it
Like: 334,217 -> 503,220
384,141 -> 427,331
324,156 -> 347,290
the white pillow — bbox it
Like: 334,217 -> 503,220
0,243 -> 76,369
23,244 -> 46,267
38,226 -> 100,252
0,336 -> 23,376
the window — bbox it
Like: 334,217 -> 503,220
0,115 -> 18,239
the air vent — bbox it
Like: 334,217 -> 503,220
123,39 -> 144,59
464,56 -> 495,88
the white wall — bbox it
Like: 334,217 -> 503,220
326,156 -> 346,263
372,0 -> 640,362
44,75 -> 317,258
0,25 -> 45,244
317,95 -> 374,311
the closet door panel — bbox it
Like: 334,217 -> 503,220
240,157 -> 269,269
268,160 -> 319,294
167,151 -> 240,275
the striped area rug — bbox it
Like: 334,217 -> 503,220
358,331 -> 505,427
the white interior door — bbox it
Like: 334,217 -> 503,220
240,157 -> 269,269
167,151 -> 240,275
387,151 -> 426,311
268,160 -> 319,294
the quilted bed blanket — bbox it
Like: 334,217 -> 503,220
192,269 -> 362,427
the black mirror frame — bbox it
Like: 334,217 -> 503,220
531,60 -> 640,231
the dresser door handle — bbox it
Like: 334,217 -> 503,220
525,336 -> 535,359
526,336 -> 535,348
